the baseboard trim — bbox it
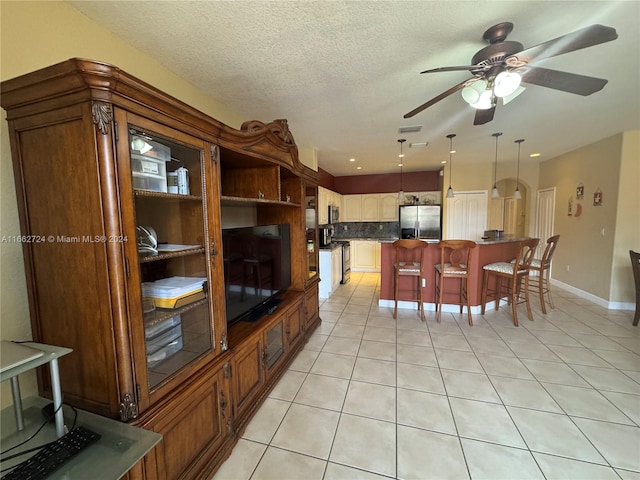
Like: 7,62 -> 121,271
551,279 -> 634,311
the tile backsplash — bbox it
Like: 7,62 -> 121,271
325,222 -> 399,239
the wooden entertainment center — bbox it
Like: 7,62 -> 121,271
1,59 -> 320,479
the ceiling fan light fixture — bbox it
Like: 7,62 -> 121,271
494,71 -> 522,97
470,89 -> 494,110
461,79 -> 488,104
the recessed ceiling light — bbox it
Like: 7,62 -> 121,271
356,166 -> 362,170
398,125 -> 422,133
398,163 -> 403,167
529,152 -> 541,158
349,158 -> 356,162
449,150 -> 456,154
440,160 -> 447,164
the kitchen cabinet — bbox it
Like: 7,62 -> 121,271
380,194 -> 400,221
342,193 -> 402,222
319,247 -> 342,298
343,195 -> 362,222
1,58 -> 321,479
318,186 -> 342,225
351,240 -> 381,272
362,195 -> 380,221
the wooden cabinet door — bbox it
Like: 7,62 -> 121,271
318,187 -> 329,225
114,111 -> 226,415
286,303 -> 303,348
353,241 -> 377,271
140,367 -> 229,480
380,194 -> 399,221
362,194 -> 380,221
343,195 -> 362,221
304,284 -> 319,327
231,338 -> 265,421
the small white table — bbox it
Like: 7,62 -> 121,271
0,342 -> 72,438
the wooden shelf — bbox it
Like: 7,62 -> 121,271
220,195 -> 301,208
134,189 -> 202,202
139,247 -> 205,263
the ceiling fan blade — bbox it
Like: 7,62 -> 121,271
473,106 -> 496,125
506,24 -> 618,65
518,66 -> 608,95
420,65 -> 484,74
404,81 -> 468,119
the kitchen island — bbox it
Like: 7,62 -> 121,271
379,237 -> 532,313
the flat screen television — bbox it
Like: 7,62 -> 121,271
222,224 -> 291,326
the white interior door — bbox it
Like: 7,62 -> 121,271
488,197 -> 505,230
503,197 -> 518,235
535,187 -> 556,259
446,191 -> 488,240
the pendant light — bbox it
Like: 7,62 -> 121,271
514,138 -> 524,199
446,134 -> 456,198
491,132 -> 502,198
397,138 -> 406,202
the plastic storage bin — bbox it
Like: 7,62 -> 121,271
130,135 -> 170,193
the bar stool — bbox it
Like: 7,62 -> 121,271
630,250 -> 640,327
528,235 -> 560,314
434,240 -> 476,325
481,238 -> 539,326
392,239 -> 429,321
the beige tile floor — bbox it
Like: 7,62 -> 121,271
212,272 -> 640,480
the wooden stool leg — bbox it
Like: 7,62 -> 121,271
464,278 -> 472,326
509,275 -> 518,326
393,271 -> 399,319
481,270 -> 489,315
494,276 -> 502,311
524,275 -> 534,321
538,269 -> 547,314
436,273 -> 443,323
545,267 -> 555,309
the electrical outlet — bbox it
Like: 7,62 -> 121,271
379,224 -> 383,231
422,278 -> 426,287
566,265 -> 570,272
343,225 -> 347,231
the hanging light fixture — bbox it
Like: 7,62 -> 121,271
461,70 -> 524,109
397,138 -> 406,202
514,138 -> 524,199
446,134 -> 456,198
491,132 -> 502,198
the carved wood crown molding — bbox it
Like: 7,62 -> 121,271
241,119 -> 295,146
92,101 -> 113,135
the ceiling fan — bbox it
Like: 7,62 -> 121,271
404,22 -> 618,125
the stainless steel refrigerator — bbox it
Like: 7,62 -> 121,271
399,205 -> 442,239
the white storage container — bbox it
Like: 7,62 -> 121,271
130,135 -> 170,193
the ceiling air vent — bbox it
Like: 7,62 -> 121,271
410,142 -> 429,148
398,125 -> 422,134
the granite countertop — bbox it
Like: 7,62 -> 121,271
475,236 -> 532,245
334,237 -> 399,242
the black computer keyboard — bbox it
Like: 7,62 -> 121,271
2,425 -> 101,480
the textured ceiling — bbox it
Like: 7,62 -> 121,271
69,1 -> 639,177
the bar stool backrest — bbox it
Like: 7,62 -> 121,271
515,238 -> 540,272
539,235 -> 560,268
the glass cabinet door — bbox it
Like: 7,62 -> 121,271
305,183 -> 318,281
128,126 -> 213,390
